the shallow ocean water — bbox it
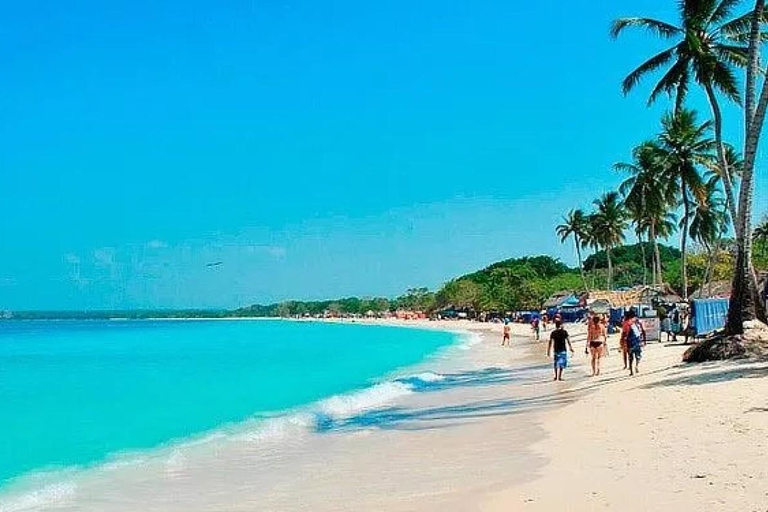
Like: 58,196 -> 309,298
0,320 -> 457,494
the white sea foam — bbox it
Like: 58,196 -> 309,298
0,483 -> 76,512
317,380 -> 413,419
409,371 -> 445,383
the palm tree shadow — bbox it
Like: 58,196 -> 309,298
315,393 -> 574,433
393,364 -> 551,393
313,364 -> 561,433
640,365 -> 767,388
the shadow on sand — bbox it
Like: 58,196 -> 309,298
313,363 -> 617,433
640,365 -> 767,389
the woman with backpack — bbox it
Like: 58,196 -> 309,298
621,310 -> 647,376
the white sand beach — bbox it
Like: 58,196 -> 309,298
7,319 -> 766,512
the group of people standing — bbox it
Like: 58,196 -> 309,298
503,311 -> 647,381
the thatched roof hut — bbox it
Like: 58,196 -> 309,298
583,285 -> 683,308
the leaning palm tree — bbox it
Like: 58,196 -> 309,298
616,141 -> 678,287
591,192 -> 628,290
610,1 -> 766,230
656,109 -> 717,299
556,209 -> 590,292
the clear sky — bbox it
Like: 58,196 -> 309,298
1,0 -> 767,310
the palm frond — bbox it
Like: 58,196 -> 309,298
712,44 -> 750,67
648,57 -> 689,105
709,58 -> 742,102
723,31 -> 768,43
709,0 -> 743,26
621,46 -> 678,94
610,17 -> 682,39
720,8 -> 768,37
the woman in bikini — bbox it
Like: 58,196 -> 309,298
585,315 -> 608,376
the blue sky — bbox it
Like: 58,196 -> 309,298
1,0 -> 767,309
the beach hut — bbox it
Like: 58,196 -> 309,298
542,291 -> 585,322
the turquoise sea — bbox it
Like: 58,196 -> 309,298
0,320 -> 457,492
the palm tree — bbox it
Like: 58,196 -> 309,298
556,209 -> 590,292
656,109 -> 717,299
611,1 -> 763,228
706,144 -> 744,215
616,141 -> 678,287
591,192 -> 628,290
687,174 -> 730,294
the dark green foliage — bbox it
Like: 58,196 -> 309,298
584,242 -> 680,272
436,256 -> 581,312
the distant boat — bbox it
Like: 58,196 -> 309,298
206,261 -> 223,267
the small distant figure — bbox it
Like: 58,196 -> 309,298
541,313 -> 549,331
547,320 -> 574,381
586,315 -> 608,376
622,310 -> 647,376
531,317 -> 541,341
501,320 -> 511,347
669,308 -> 681,342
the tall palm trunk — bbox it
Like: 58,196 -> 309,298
681,185 -> 691,301
606,246 -> 614,290
727,0 -> 768,333
639,234 -> 648,286
703,83 -> 739,231
574,236 -> 589,293
650,222 -> 662,287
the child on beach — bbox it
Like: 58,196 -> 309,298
531,317 -> 541,341
547,320 -> 574,381
622,310 -> 646,376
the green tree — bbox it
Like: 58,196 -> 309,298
556,209 -> 590,292
655,109 -> 716,299
687,174 -> 730,293
590,192 -> 628,290
616,141 -> 678,287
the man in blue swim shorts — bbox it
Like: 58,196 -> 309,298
547,320 -> 574,381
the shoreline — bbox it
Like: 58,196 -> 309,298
1,319 -> 766,511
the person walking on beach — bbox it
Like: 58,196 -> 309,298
670,308 -> 681,342
619,311 -> 632,369
531,317 -> 540,341
622,310 -> 646,376
501,320 -> 511,347
586,315 -> 608,376
547,320 -> 574,381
